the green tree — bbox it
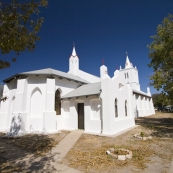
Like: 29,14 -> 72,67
152,93 -> 169,108
0,0 -> 48,69
148,14 -> 173,101
0,0 -> 48,101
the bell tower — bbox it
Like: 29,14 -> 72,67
120,53 -> 140,91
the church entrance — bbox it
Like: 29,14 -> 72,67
78,103 -> 84,129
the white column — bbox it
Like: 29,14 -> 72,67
139,95 -> 144,117
13,78 -> 28,131
14,79 -> 26,112
0,84 -> 10,130
100,77 -> 112,134
100,65 -> 108,79
43,77 -> 56,132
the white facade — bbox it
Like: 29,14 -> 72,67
0,46 -> 155,135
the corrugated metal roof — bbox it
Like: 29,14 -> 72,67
133,89 -> 151,97
3,68 -> 89,84
62,82 -> 101,99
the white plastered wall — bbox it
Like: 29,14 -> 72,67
61,95 -> 101,133
55,77 -> 81,131
0,83 -> 11,130
85,96 -> 101,133
100,70 -> 135,135
24,76 -> 46,132
0,75 -> 82,133
0,66 -> 155,135
132,93 -> 155,118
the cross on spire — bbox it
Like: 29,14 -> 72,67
102,59 -> 104,65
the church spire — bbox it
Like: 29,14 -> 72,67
125,52 -> 132,69
72,42 -> 77,57
69,43 -> 79,75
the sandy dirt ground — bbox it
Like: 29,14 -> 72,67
0,112 -> 173,173
62,112 -> 173,173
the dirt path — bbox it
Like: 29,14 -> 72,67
62,112 -> 173,173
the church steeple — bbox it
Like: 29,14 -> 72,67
72,42 -> 77,57
125,52 -> 132,69
68,43 -> 79,75
72,47 -> 76,56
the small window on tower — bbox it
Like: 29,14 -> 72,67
127,73 -> 129,78
124,73 -> 126,79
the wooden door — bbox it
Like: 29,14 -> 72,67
78,103 -> 84,129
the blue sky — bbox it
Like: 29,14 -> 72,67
1,0 -> 173,94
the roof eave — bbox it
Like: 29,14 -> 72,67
3,73 -> 89,84
133,90 -> 151,98
62,93 -> 101,99
3,74 -> 20,83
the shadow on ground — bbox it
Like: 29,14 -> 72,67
135,115 -> 173,138
0,134 -> 59,173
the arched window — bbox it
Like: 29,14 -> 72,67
55,89 -> 61,115
125,100 -> 127,116
31,88 -> 42,117
115,99 -> 118,117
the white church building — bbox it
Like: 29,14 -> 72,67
0,46 -> 155,135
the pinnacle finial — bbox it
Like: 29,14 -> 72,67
125,52 -> 132,68
102,59 -> 104,65
72,42 -> 77,56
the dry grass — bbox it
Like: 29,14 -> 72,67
63,112 -> 173,172
0,160 -> 23,173
67,140 -> 155,171
0,131 -> 70,173
0,130 -> 69,156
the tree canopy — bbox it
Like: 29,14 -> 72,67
148,14 -> 173,101
152,93 -> 170,108
0,0 -> 48,69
